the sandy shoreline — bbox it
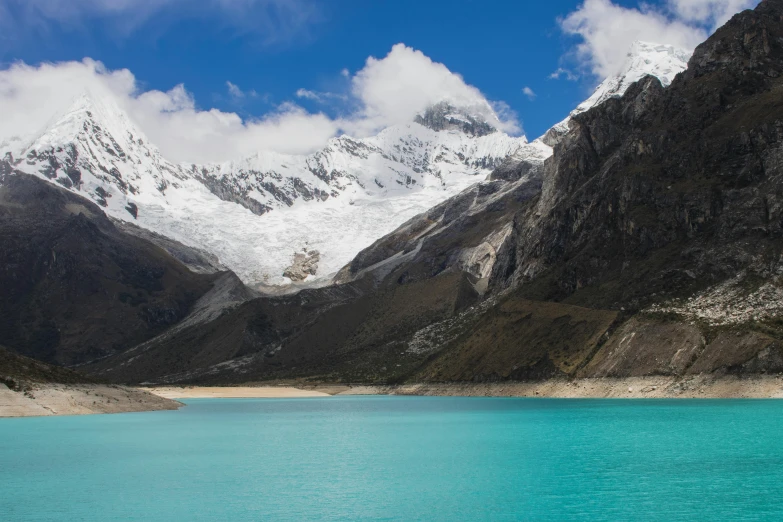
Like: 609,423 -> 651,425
146,386 -> 335,399
342,375 -> 783,399
0,383 -> 181,418
5,376 -> 782,418
145,375 -> 783,400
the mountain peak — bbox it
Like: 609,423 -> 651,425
540,40 -> 690,146
27,92 -> 148,160
628,40 -> 691,65
574,41 -> 690,115
413,101 -> 498,137
68,92 -> 98,111
19,90 -> 177,214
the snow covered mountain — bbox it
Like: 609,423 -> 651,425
1,40 -> 689,288
543,41 -> 690,144
5,94 -> 546,286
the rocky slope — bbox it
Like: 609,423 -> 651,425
0,172 -> 218,367
81,0 -> 783,386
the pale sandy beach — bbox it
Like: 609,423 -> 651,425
343,375 -> 783,399
5,376 -> 783,418
144,375 -> 783,401
146,386 -> 334,399
0,383 -> 181,418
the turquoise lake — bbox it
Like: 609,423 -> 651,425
2,396 -> 783,521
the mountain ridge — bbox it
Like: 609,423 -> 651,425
6,93 -> 542,286
1,41 -> 688,287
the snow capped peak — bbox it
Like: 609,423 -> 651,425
574,41 -> 690,115
541,40 -> 690,145
627,41 -> 691,81
19,90 -> 185,217
27,91 -> 162,169
66,92 -> 98,113
414,101 -> 498,137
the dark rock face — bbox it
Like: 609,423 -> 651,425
687,331 -> 783,375
191,165 -> 339,216
0,172 -> 217,366
579,318 -> 705,378
125,202 -> 138,219
496,0 -> 783,313
193,168 -> 273,215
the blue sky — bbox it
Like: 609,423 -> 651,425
0,0 -> 758,162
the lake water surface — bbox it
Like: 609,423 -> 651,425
2,396 -> 783,521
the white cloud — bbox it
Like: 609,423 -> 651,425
295,88 -> 348,105
227,81 -> 244,99
559,0 -> 705,78
0,44 -> 518,163
667,0 -> 757,27
0,59 -> 338,163
295,88 -> 322,102
522,87 -> 536,100
549,68 -> 579,81
558,0 -> 759,78
0,0 -> 321,45
345,43 -> 520,135
226,81 -> 258,99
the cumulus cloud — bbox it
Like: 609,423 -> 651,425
0,0 -> 321,45
667,0 -> 757,27
345,43 -> 520,135
0,59 -> 338,163
558,0 -> 759,78
0,43 -> 517,163
559,0 -> 705,78
522,87 -> 536,100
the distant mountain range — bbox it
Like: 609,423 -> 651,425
1,40 -> 687,289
